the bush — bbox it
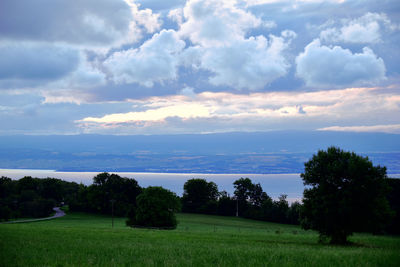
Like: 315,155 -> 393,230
127,186 -> 181,229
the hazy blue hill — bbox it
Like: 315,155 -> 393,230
0,131 -> 399,173
1,131 -> 400,153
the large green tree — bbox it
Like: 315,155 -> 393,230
301,147 -> 393,244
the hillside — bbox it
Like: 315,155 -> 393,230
1,212 -> 399,266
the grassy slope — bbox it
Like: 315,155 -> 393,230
0,212 -> 399,266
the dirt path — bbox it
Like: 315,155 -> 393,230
0,207 -> 66,224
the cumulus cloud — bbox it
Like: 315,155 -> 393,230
104,30 -> 185,87
296,39 -> 386,88
0,0 -> 293,91
175,0 -> 295,90
168,8 -> 184,25
0,0 -> 163,92
199,34 -> 292,90
127,0 -> 162,34
320,12 -> 396,44
180,0 -> 262,47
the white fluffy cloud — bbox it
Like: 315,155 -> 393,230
296,39 -> 386,87
320,12 -> 396,44
127,0 -> 162,35
176,0 -> 294,90
103,0 -> 294,90
199,34 -> 292,90
180,0 -> 262,47
104,30 -> 185,87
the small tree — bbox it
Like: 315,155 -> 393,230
301,147 -> 393,244
233,178 -> 254,215
182,178 -> 218,214
127,186 -> 180,229
234,178 -> 270,218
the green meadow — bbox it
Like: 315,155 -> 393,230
1,212 -> 399,266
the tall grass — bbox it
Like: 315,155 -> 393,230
1,212 -> 399,266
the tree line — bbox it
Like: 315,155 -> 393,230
0,173 -> 302,225
2,173 -> 399,235
181,177 -> 301,225
1,147 -> 400,242
1,173 -> 399,232
0,176 -> 79,220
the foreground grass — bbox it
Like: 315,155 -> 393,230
0,212 -> 399,266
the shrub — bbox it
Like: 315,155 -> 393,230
127,186 -> 181,229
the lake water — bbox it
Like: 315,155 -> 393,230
3,169 -> 398,203
0,169 -> 305,203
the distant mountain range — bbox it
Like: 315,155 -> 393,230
1,131 -> 399,174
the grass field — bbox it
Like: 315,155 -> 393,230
1,212 -> 399,266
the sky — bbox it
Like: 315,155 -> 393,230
0,0 -> 399,136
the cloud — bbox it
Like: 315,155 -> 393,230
320,12 -> 397,44
296,39 -> 386,88
127,0 -> 162,34
104,29 -> 185,87
81,102 -> 211,123
48,59 -> 107,90
168,8 -> 184,25
318,124 -> 400,134
180,0 -> 262,47
198,34 -> 292,90
0,42 -> 80,87
1,0 -> 399,136
175,0 -> 295,90
77,86 -> 400,134
0,0 -> 161,48
245,0 -> 346,5
0,89 -> 138,135
0,41 -> 108,91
